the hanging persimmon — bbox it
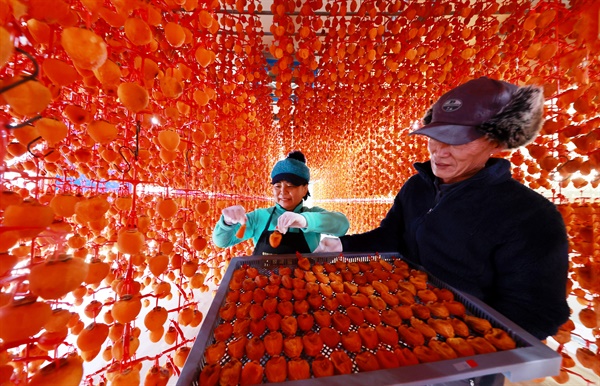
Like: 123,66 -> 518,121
117,82 -> 149,113
116,228 -> 145,255
2,199 -> 55,239
27,354 -> 84,386
44,308 -> 72,333
76,322 -> 109,352
2,76 -> 52,116
0,297 -> 52,343
164,22 -> 185,47
29,255 -> 90,300
74,196 -> 110,222
148,252 -> 169,277
34,117 -> 68,146
144,306 -> 168,331
195,47 -> 215,68
173,346 -> 191,368
87,120 -> 118,144
61,27 -> 107,70
124,17 -> 153,46
157,130 -> 180,151
114,196 -> 133,211
49,193 -> 80,217
111,294 -> 142,324
63,104 -> 91,125
192,235 -> 207,251
156,197 -> 178,219
144,365 -> 171,385
110,367 -> 141,386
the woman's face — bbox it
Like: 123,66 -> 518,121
273,181 -> 308,210
427,137 -> 502,184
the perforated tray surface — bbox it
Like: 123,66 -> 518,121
178,252 -> 560,386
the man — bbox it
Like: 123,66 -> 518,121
317,77 -> 570,384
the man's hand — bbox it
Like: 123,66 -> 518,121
314,237 -> 342,253
277,212 -> 307,234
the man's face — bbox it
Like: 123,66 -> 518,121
427,137 -> 501,184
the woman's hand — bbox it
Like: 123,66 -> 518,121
314,237 -> 343,253
277,212 -> 307,234
222,205 -> 246,225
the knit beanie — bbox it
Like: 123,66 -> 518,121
271,151 -> 310,185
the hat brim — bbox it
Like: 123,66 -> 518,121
272,173 -> 308,186
410,123 -> 484,145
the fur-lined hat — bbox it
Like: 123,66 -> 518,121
411,77 -> 545,149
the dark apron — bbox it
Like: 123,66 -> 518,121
252,208 -> 310,255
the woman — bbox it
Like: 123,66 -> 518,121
213,151 -> 349,255
317,77 -> 570,344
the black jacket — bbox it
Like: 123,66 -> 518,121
341,158 -> 570,339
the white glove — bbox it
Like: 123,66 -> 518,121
314,237 -> 343,253
222,205 -> 246,225
277,212 -> 307,234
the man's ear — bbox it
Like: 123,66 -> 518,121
490,140 -> 507,156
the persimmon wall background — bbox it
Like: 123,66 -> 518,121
0,0 -> 598,385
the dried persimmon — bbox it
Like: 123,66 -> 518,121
245,336 -> 265,361
302,331 -> 323,356
355,351 -> 380,372
397,325 -> 424,347
346,306 -> 365,326
413,345 -> 442,363
264,331 -> 283,356
265,356 -> 287,383
319,326 -> 341,348
331,312 -> 351,333
427,318 -> 455,339
283,335 -> 303,358
428,339 -> 458,360
199,363 -> 220,386
484,328 -> 516,350
235,223 -> 246,238
297,313 -> 314,331
287,358 -> 310,380
446,337 -> 475,357
204,341 -> 225,365
269,231 -> 282,248
330,350 -> 353,375
227,336 -> 247,360
410,317 -> 437,340
280,315 -> 297,336
375,348 -> 400,369
466,336 -> 497,354
240,361 -> 263,386
312,355 -> 334,378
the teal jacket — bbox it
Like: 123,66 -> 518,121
212,203 -> 349,252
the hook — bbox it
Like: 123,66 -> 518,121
5,115 -> 43,130
114,146 -> 133,174
2,48 -> 42,130
185,149 -> 192,175
134,120 -> 140,159
0,48 -> 40,94
113,121 -> 142,174
27,136 -> 54,158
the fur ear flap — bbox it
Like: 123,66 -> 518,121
479,85 -> 544,149
422,107 -> 433,125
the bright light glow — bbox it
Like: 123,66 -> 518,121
151,116 -> 160,125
